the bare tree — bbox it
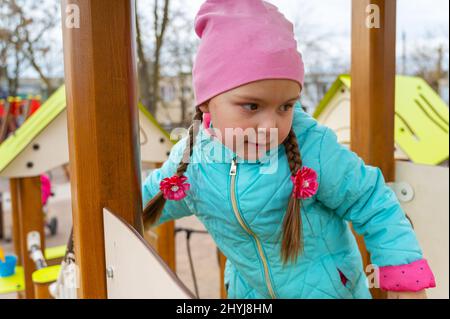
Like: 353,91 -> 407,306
0,0 -> 60,97
163,7 -> 197,127
151,0 -> 171,116
408,28 -> 449,92
135,0 -> 171,116
0,0 -> 26,96
136,0 -> 153,112
290,1 -> 346,111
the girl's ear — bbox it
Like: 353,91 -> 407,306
198,102 -> 209,113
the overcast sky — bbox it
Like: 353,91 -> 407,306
179,0 -> 449,73
21,0 -> 450,79
185,0 -> 449,38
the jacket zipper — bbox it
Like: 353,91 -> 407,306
229,158 -> 277,299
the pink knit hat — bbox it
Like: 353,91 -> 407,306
192,0 -> 305,107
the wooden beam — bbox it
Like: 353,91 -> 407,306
34,282 -> 53,299
218,250 -> 227,299
9,165 -> 24,300
155,221 -> 176,272
351,0 -> 397,299
10,177 -> 45,299
9,179 -> 22,265
5,94 -> 45,299
61,0 -> 143,298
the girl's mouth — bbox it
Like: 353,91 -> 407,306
245,141 -> 270,150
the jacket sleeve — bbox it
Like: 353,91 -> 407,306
142,137 -> 195,227
316,128 -> 435,292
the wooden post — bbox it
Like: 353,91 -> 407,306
9,179 -> 22,265
351,0 -> 397,299
34,282 -> 53,299
10,179 -> 26,299
3,94 -> 46,299
155,222 -> 176,272
9,177 -> 45,299
61,0 -> 143,298
218,250 -> 227,299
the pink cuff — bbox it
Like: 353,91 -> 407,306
378,258 -> 436,292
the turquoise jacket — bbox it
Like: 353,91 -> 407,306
142,102 -> 424,299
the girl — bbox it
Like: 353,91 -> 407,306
142,0 -> 436,299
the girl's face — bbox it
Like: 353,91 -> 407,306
199,79 -> 301,161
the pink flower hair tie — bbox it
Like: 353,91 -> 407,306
159,175 -> 190,201
291,166 -> 318,199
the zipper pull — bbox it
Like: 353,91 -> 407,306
229,158 -> 237,176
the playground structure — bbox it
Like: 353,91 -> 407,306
314,75 -> 449,298
0,85 -> 173,177
0,84 -> 179,298
0,0 -> 448,299
314,75 -> 449,165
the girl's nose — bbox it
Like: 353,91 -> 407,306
258,117 -> 277,134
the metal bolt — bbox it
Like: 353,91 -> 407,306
106,266 -> 114,279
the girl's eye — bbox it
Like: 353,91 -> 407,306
279,104 -> 294,112
241,103 -> 259,111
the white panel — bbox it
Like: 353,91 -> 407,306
317,90 -> 410,160
394,161 -> 449,299
139,116 -> 172,164
318,88 -> 351,137
103,208 -> 194,299
1,110 -> 172,177
1,111 -> 70,178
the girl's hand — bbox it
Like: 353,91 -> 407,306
387,290 -> 428,299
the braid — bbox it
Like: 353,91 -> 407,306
284,129 -> 302,173
176,108 -> 203,176
143,107 -> 203,228
281,129 -> 304,265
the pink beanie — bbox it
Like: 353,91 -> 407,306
192,0 -> 305,107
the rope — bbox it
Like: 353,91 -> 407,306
175,227 -> 209,298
